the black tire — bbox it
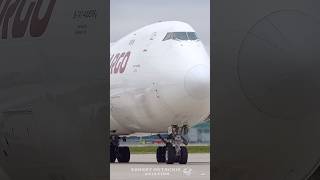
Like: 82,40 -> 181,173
117,146 -> 130,163
179,146 -> 188,164
110,145 -> 116,163
165,145 -> 176,164
156,147 -> 166,163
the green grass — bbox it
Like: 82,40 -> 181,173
129,145 -> 210,154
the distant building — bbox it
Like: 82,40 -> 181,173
188,121 -> 210,144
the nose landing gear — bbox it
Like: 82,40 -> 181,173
156,125 -> 189,164
110,135 -> 130,163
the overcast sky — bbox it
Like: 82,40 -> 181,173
110,0 -> 210,53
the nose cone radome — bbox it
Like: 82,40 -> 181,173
184,65 -> 210,100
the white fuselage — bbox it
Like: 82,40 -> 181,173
110,21 -> 210,135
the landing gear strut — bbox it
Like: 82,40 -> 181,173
110,135 -> 130,163
156,125 -> 189,164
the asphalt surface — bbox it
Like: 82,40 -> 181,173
110,153 -> 210,180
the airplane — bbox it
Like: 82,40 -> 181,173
0,0 -> 108,179
110,21 -> 210,164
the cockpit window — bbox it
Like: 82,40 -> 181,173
187,32 -> 198,40
163,32 -> 173,41
163,32 -> 199,41
173,32 -> 188,40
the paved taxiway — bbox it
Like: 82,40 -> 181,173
110,153 -> 210,180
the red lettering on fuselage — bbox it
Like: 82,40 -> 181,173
0,0 -> 56,39
110,51 -> 131,74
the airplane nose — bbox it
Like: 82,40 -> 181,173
184,65 -> 210,100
